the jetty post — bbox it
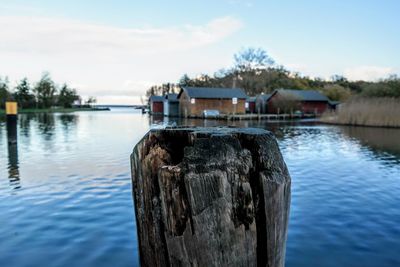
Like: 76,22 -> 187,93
131,127 -> 291,267
6,101 -> 18,144
5,101 -> 20,186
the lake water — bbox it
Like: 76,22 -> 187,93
1,108 -> 399,267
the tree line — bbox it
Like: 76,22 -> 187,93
0,73 -> 96,109
146,47 -> 400,102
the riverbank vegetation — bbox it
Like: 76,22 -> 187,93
145,47 -> 400,102
0,72 -> 97,111
145,47 -> 400,127
322,97 -> 400,128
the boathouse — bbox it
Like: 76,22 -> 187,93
149,95 -> 164,115
246,97 -> 256,113
268,89 -> 330,114
178,87 -> 247,117
163,93 -> 179,117
255,93 -> 272,114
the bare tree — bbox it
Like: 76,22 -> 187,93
234,47 -> 275,72
272,93 -> 301,114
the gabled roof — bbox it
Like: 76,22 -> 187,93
149,95 -> 164,102
164,93 -> 179,102
273,89 -> 329,102
178,87 -> 247,99
257,94 -> 272,101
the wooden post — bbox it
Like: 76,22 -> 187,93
131,127 -> 291,267
6,102 -> 18,145
5,102 -> 20,186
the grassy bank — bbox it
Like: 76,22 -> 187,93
321,97 -> 400,128
0,107 -> 109,115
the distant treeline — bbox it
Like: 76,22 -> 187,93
0,72 -> 96,109
145,47 -> 400,102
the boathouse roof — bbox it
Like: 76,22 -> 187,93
178,87 -> 247,99
256,94 -> 272,101
149,95 -> 164,102
273,89 -> 329,102
164,93 -> 179,102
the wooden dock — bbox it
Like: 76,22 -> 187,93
183,113 -> 316,121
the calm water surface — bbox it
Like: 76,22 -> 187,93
1,109 -> 399,267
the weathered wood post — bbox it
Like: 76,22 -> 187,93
131,127 -> 291,267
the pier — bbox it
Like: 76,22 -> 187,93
180,113 -> 316,121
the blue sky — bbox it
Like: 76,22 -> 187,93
0,0 -> 399,104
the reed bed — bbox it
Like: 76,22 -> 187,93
321,97 -> 400,128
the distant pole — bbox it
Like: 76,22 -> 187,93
6,101 -> 18,145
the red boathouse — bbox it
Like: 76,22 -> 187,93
268,89 -> 330,115
149,96 -> 164,114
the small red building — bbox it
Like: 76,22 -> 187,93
246,97 -> 256,113
149,96 -> 164,114
267,89 -> 329,115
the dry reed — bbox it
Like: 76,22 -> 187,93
321,97 -> 400,127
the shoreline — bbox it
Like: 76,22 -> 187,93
0,107 -> 110,115
150,113 -> 316,121
319,117 -> 400,129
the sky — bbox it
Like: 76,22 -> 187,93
0,0 -> 399,104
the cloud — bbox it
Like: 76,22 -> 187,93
343,66 -> 394,81
91,80 -> 154,97
0,16 -> 242,59
227,0 -> 254,7
281,63 -> 330,80
0,15 -> 242,104
281,63 -> 397,82
0,3 -> 43,14
285,63 -> 312,75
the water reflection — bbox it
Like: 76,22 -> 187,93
151,114 -> 318,130
2,113 -> 81,190
340,126 -> 400,163
59,114 -> 78,143
148,114 -> 400,160
0,110 -> 399,267
149,114 -> 164,125
6,115 -> 20,189
59,114 -> 78,131
7,140 -> 20,189
19,114 -> 32,138
36,113 -> 56,140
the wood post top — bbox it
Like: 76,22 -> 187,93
6,102 -> 18,115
